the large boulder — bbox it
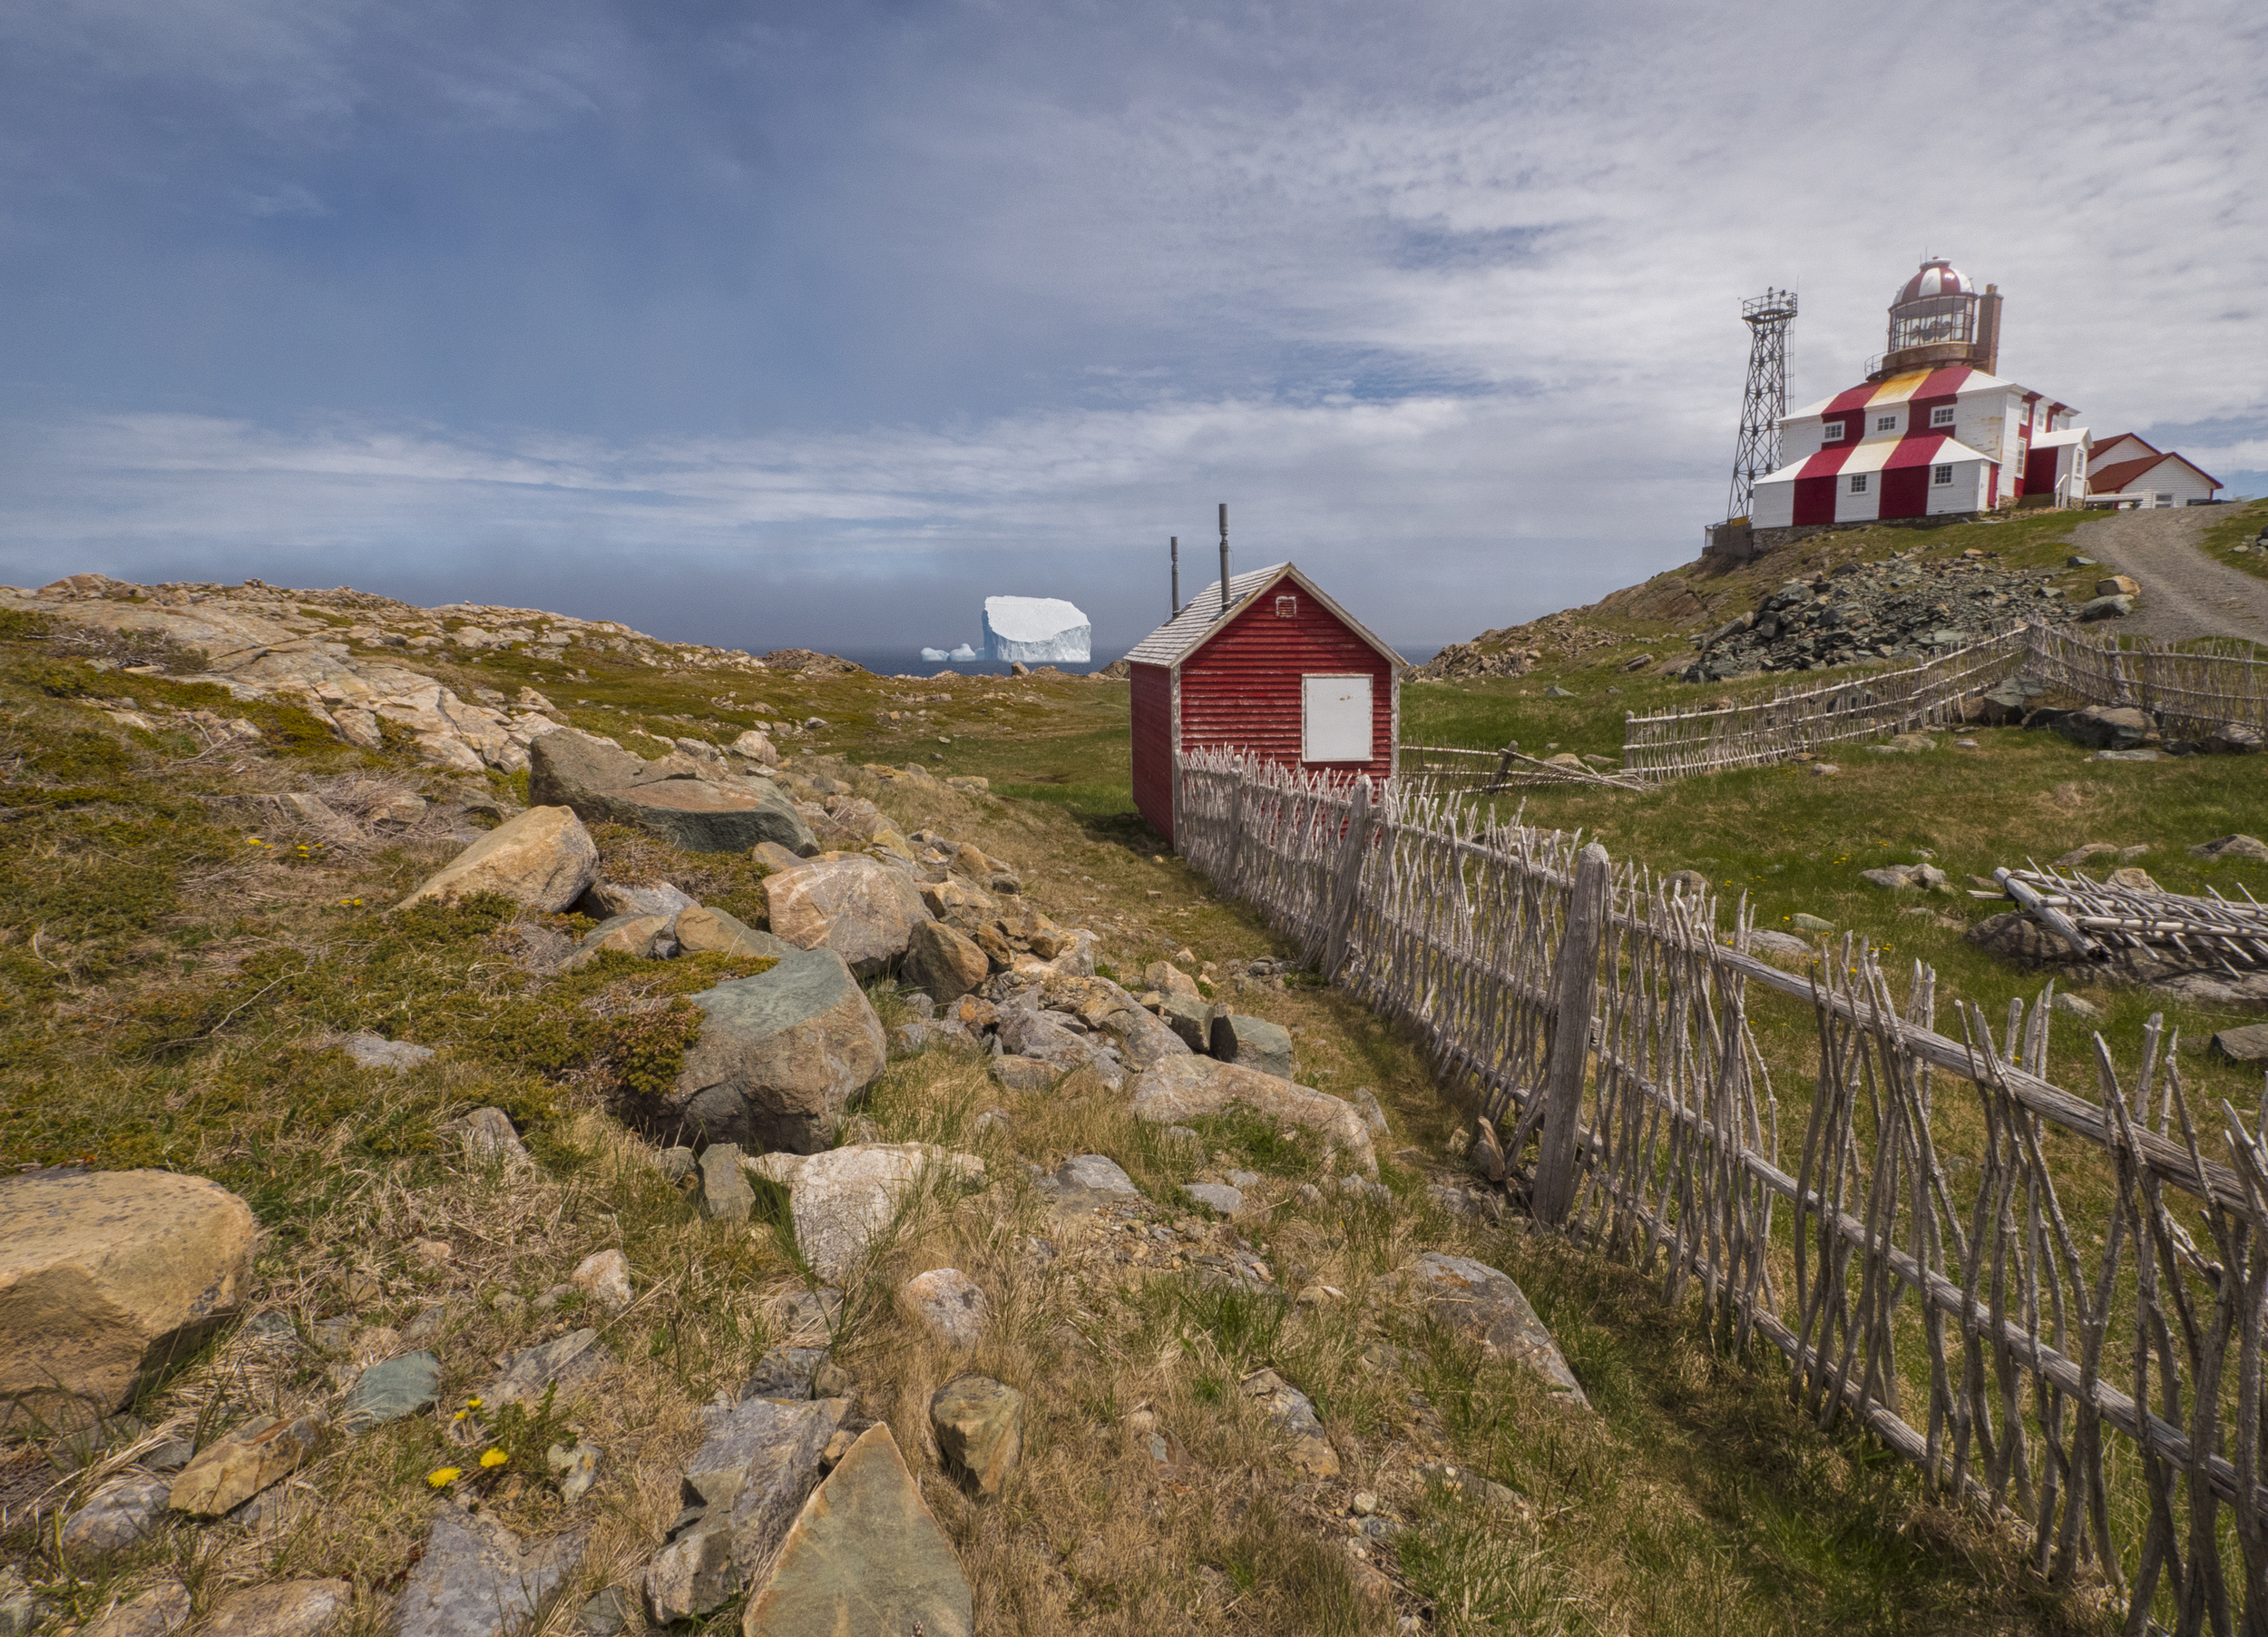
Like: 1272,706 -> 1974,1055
1125,1057 -> 1376,1177
526,730 -> 645,808
663,949 -> 888,1152
1403,1252 -> 1589,1407
749,1144 -> 986,1282
672,906 -> 794,960
903,921 -> 989,1003
583,778 -> 814,856
1208,1012 -> 1293,1079
740,1425 -> 972,1637
528,730 -> 816,855
396,807 -> 599,913
2056,705 -> 2154,751
763,857 -> 933,978
1,1170 -> 256,1430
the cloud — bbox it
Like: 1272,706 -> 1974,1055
0,0 -> 2262,652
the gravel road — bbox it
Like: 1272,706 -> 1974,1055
2068,507 -> 2268,644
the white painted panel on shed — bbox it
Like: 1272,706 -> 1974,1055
1303,673 -> 1372,762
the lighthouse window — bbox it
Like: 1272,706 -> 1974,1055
1931,405 -> 1955,427
1849,474 -> 1869,495
1875,415 -> 1898,432
1932,464 -> 1954,485
1822,421 -> 1844,443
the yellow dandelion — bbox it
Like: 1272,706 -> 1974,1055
426,1467 -> 462,1487
465,1396 -> 484,1409
480,1448 -> 508,1469
452,1409 -> 468,1421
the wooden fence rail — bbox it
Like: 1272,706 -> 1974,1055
1175,746 -> 2268,1634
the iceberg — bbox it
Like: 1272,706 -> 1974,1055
919,647 -> 950,662
920,643 -> 981,662
982,596 -> 1090,664
950,643 -> 977,662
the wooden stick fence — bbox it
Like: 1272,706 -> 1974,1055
1400,743 -> 1648,794
1176,746 -> 2268,1633
2025,627 -> 2268,743
1620,625 -> 2030,779
1618,622 -> 2268,783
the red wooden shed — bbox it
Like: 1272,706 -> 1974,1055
1124,562 -> 1404,846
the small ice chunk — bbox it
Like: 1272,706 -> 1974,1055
982,597 -> 1090,664
948,642 -> 977,662
920,647 -> 950,662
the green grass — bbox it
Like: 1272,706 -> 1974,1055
2195,495 -> 2268,582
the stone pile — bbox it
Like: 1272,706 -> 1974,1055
1685,551 -> 2084,681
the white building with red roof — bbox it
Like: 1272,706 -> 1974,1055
2082,436 -> 2224,508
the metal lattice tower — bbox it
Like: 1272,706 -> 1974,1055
1725,287 -> 1797,523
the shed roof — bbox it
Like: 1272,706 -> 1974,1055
1121,562 -> 1407,671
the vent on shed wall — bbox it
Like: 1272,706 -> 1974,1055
1302,673 -> 1372,761
1276,596 -> 1297,617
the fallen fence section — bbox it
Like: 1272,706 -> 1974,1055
1984,863 -> 2268,968
1176,745 -> 2268,1635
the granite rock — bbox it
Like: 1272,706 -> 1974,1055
664,950 -> 888,1153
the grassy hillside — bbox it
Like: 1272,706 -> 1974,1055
0,593 -> 2112,1636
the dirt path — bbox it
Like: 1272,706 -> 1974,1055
2068,507 -> 2268,644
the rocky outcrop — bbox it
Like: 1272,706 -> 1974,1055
1679,554 -> 2080,681
396,807 -> 599,914
1,1170 -> 256,1429
1208,1012 -> 1293,1079
664,950 -> 888,1153
739,1425 -> 973,1637
1125,1057 -> 1377,1177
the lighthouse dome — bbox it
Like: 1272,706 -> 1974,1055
1895,260 -> 1974,305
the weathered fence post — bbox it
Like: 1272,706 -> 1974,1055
1223,760 -> 1247,894
1321,775 -> 1378,981
1533,841 -> 1611,1228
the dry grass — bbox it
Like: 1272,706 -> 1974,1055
0,606 -> 2117,1636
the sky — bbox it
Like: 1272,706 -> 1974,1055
1,0 -> 2263,660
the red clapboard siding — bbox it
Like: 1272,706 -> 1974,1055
1129,662 -> 1176,841
1178,588 -> 1393,784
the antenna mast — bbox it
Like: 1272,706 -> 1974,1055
1726,288 -> 1797,523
